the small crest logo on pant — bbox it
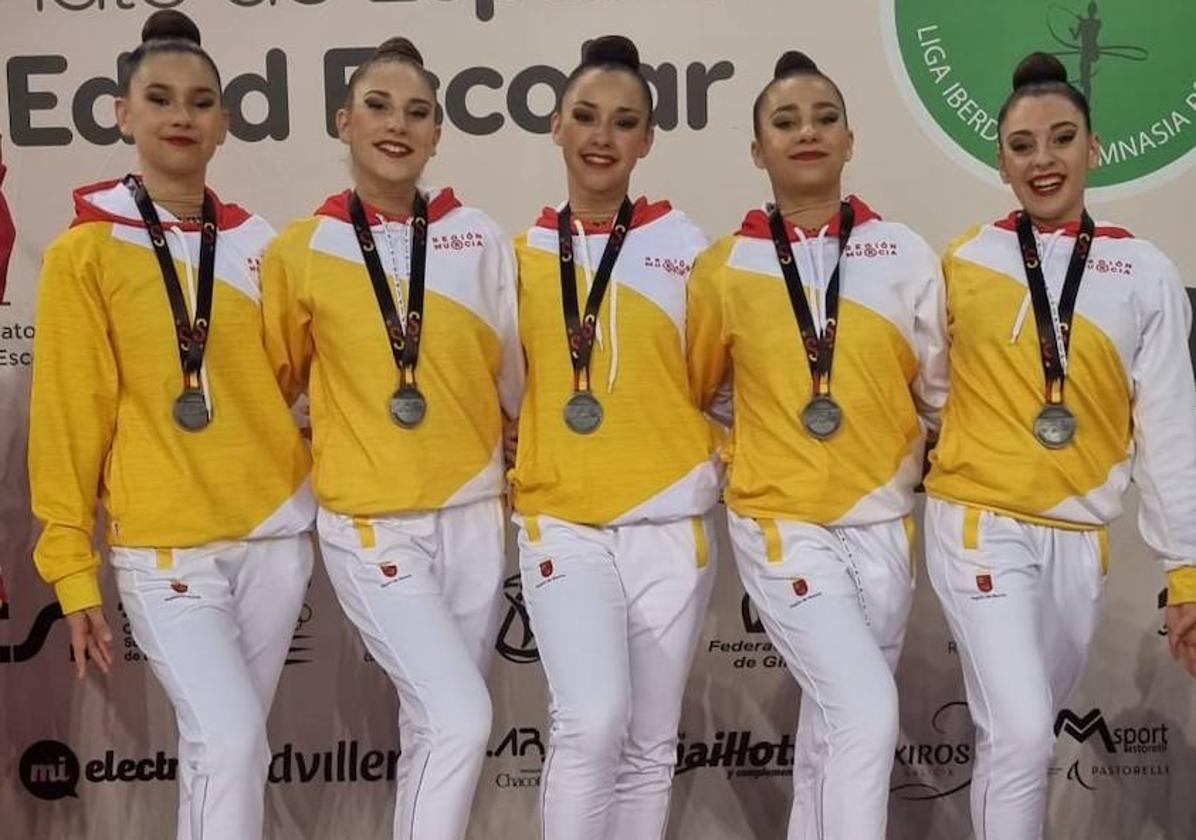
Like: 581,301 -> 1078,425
976,573 -> 993,593
169,580 -> 188,594
884,0 -> 1196,195
539,560 -> 554,579
792,578 -> 809,598
380,564 -> 398,579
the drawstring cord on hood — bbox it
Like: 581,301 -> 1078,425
1009,227 -> 1070,373
792,222 -> 834,332
377,214 -> 410,320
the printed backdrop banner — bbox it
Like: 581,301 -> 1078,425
2,2 -> 1195,838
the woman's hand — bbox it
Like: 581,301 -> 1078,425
1165,602 -> 1196,679
66,606 -> 113,680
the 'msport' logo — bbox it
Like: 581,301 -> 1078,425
883,1 -> 1196,195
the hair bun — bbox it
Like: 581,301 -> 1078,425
774,50 -> 819,78
1012,52 -> 1069,90
376,36 -> 424,66
141,9 -> 201,46
582,35 -> 641,71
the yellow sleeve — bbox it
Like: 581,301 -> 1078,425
1167,567 -> 1196,606
260,226 -> 313,406
28,234 -> 117,614
686,241 -> 731,413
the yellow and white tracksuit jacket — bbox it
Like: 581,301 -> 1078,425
260,188 -> 522,516
925,213 -> 1196,603
511,197 -> 721,526
687,195 -> 949,527
29,178 -> 315,614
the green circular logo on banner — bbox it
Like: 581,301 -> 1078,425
883,1 -> 1196,193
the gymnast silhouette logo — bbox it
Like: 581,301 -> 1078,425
1047,2 -> 1147,106
496,573 -> 539,664
888,0 -> 1196,190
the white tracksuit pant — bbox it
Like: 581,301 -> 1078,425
317,497 -> 505,840
728,510 -> 916,840
113,533 -> 314,840
515,512 -> 716,840
924,498 -> 1106,840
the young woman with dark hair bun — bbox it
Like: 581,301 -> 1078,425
29,10 -> 316,839
923,51 -> 1196,840
688,50 -> 948,840
510,34 -> 721,840
260,34 -> 521,840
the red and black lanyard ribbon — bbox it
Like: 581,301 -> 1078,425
1015,209 -> 1095,405
556,197 -> 635,393
125,174 -> 217,393
349,190 -> 429,387
766,201 -> 855,399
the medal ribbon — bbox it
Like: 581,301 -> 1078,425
126,174 -> 217,393
349,190 -> 429,388
557,197 -> 635,393
1015,210 -> 1094,405
766,202 -> 855,398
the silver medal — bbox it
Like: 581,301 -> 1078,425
564,392 -> 604,435
389,384 -> 427,429
173,389 -> 210,432
1033,404 -> 1076,449
800,395 -> 843,440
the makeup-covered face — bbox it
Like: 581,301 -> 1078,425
115,52 -> 228,180
752,75 -> 853,199
551,68 -> 654,204
337,60 -> 441,197
998,93 -> 1099,226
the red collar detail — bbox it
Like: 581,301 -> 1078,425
534,196 -> 673,234
737,195 -> 881,241
69,177 -> 252,231
315,188 -> 462,225
993,210 -> 1134,239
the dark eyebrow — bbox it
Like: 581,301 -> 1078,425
572,99 -> 643,116
771,100 -> 840,114
1007,121 -> 1079,140
144,82 -> 219,97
